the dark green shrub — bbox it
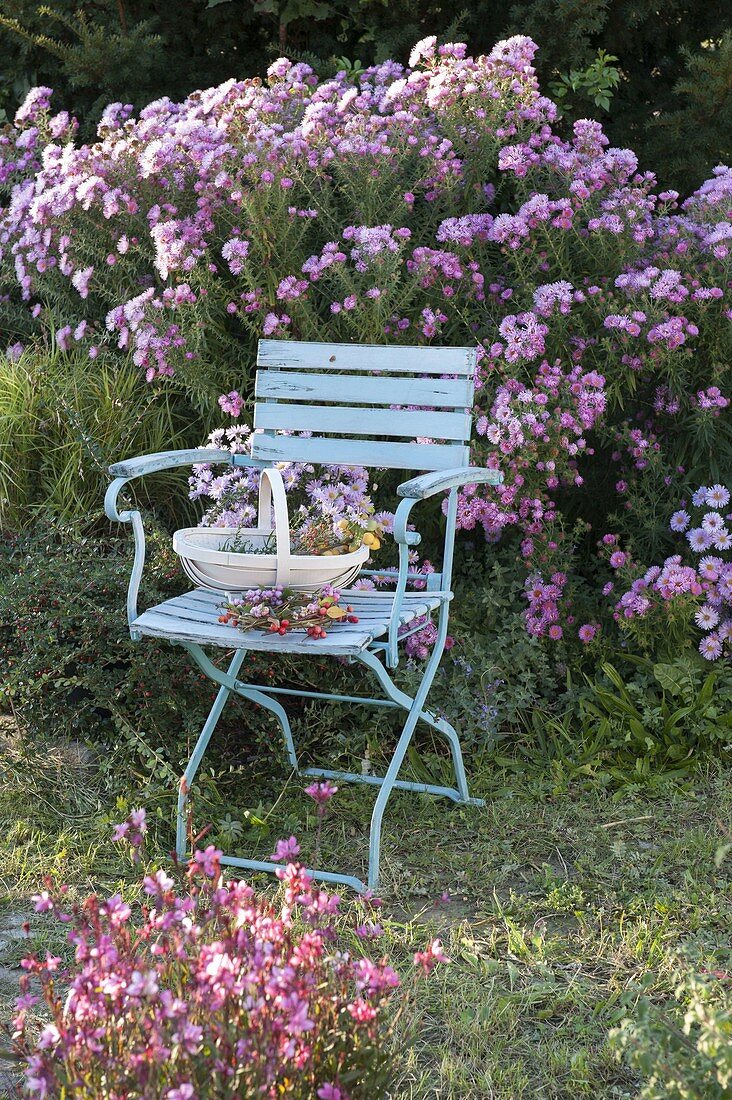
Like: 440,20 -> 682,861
0,526 -> 372,810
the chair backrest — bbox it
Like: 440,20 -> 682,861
251,340 -> 476,472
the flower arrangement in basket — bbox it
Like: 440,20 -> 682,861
175,428 -> 392,637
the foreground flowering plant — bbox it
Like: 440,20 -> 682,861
11,809 -> 449,1099
218,585 -> 359,639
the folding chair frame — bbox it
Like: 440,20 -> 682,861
104,343 -> 502,892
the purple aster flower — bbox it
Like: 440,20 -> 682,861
705,484 -> 730,508
695,605 -> 720,630
670,510 -> 690,532
687,528 -> 713,552
699,634 -> 723,660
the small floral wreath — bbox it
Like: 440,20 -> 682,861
218,584 -> 359,639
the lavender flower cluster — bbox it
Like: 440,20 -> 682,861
188,424 -> 390,541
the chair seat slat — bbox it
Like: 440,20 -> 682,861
250,433 -> 469,471
255,371 -> 473,409
254,402 -> 471,441
258,340 -> 476,377
133,609 -> 372,654
132,588 -> 444,654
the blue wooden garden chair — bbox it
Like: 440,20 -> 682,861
105,340 -> 502,892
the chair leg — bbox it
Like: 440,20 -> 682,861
367,696 -> 423,890
176,645 -> 300,865
358,649 -> 480,806
363,638 -> 482,891
174,639 -> 480,893
176,649 -> 245,861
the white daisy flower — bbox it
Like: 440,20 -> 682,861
714,530 -> 732,551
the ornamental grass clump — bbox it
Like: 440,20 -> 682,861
11,809 -> 446,1099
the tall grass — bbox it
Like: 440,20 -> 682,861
0,347 -> 205,531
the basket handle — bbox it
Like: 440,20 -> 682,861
257,466 -> 291,586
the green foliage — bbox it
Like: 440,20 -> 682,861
549,49 -> 621,115
525,655 -> 732,790
612,970 -> 732,1099
0,346 -> 202,531
0,524 -> 206,746
578,657 -> 732,783
434,548 -> 571,744
0,3 -> 165,129
504,0 -> 729,188
646,31 -> 732,198
0,0 -> 272,135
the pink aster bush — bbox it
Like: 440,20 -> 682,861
0,36 -> 729,665
608,483 -> 732,662
11,810 -> 446,1099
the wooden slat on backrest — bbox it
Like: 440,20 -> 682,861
251,340 -> 476,472
254,370 -> 473,409
258,339 -> 477,376
252,434 -> 470,471
254,403 -> 472,440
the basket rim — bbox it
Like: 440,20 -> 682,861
173,526 -> 370,569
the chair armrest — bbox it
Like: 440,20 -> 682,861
397,466 -> 503,500
108,447 -> 237,479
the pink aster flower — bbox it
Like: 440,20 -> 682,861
609,551 -> 627,568
218,390 -> 245,417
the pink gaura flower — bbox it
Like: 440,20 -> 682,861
414,938 -> 451,974
305,781 -> 338,807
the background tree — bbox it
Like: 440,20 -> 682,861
0,0 -> 729,191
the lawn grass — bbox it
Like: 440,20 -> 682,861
1,714 -> 730,1098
